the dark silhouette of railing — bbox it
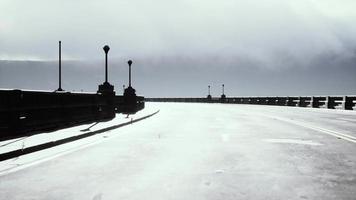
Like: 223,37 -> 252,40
145,96 -> 356,110
0,89 -> 144,141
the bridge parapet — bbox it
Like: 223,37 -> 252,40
297,97 -> 311,107
145,95 -> 356,111
286,97 -> 298,106
342,96 -> 356,110
310,96 -> 326,108
0,89 -> 144,140
266,97 -> 277,105
276,97 -> 287,106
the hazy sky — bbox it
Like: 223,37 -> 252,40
1,0 -> 356,62
0,0 -> 355,96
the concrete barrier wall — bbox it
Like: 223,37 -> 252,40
0,89 -> 145,140
145,96 -> 356,110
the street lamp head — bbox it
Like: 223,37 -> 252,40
128,60 -> 133,66
103,45 -> 110,54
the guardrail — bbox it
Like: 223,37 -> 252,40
0,89 -> 144,140
145,96 -> 356,110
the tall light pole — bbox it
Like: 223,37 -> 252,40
123,59 -> 136,101
103,45 -> 110,83
57,41 -> 63,91
222,84 -> 225,95
207,85 -> 212,100
97,44 -> 114,95
221,84 -> 226,102
128,60 -> 132,87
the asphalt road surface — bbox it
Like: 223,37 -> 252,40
1,102 -> 356,200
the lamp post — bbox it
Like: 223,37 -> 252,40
222,84 -> 224,95
103,45 -> 110,83
221,84 -> 226,102
97,44 -> 114,95
128,60 -> 132,87
207,85 -> 212,100
123,59 -> 136,104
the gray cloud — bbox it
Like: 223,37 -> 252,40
1,0 -> 356,62
0,0 -> 355,96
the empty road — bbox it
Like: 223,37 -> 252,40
1,102 -> 356,200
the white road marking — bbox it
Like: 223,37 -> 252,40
263,115 -> 356,144
263,139 -> 322,146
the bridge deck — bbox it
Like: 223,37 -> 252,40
1,102 -> 356,200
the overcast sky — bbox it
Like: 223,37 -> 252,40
0,0 -> 355,96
